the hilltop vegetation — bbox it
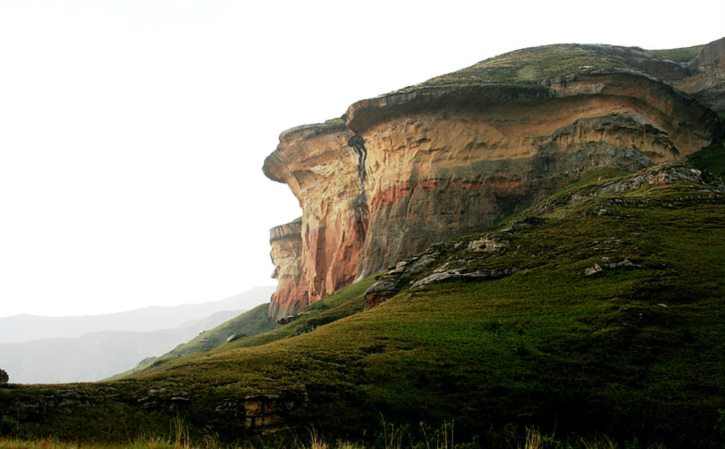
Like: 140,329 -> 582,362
399,43 -> 693,90
649,44 -> 705,62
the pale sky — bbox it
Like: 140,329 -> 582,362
0,0 -> 722,317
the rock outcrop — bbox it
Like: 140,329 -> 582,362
675,37 -> 725,112
269,218 -> 305,318
264,39 -> 725,318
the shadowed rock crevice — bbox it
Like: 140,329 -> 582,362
348,135 -> 369,246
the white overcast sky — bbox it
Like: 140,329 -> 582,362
0,0 -> 722,317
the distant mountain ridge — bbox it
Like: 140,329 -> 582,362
0,286 -> 274,344
0,286 -> 274,383
114,302 -> 278,378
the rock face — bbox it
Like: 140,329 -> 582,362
264,39 -> 725,319
269,218 -> 306,318
675,37 -> 725,112
265,121 -> 368,317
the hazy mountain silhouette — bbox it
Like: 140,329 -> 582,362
0,286 -> 274,383
0,286 -> 274,344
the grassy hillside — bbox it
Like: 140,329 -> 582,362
649,44 -> 704,62
396,43 -> 696,92
121,303 -> 278,375
121,281 -> 374,377
2,161 -> 722,448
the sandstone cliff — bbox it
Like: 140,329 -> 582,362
263,38 -> 725,318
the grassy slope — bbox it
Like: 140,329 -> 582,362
130,277 -> 373,379
1,166 -> 723,448
649,45 -> 704,62
120,166 -> 724,448
3,134 -> 725,448
396,43 -> 698,92
118,303 -> 278,376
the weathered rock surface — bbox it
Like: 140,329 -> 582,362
268,218 -> 305,318
215,393 -> 307,431
410,267 -> 518,291
264,39 -> 725,318
675,37 -> 725,112
363,250 -> 440,308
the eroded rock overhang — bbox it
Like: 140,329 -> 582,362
263,71 -> 722,319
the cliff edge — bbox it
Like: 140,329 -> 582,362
263,38 -> 725,318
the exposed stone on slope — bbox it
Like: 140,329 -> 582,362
363,250 -> 440,308
214,392 -> 308,432
410,267 -> 518,291
584,258 -> 641,277
263,39 -> 725,318
597,164 -> 725,194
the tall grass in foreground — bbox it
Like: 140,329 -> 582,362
0,427 -> 670,449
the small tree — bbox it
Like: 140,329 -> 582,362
0,368 -> 8,384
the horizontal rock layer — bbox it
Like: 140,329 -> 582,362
264,42 -> 725,319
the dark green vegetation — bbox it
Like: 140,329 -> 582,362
399,43 -> 693,91
0,426 -> 685,449
689,140 -> 725,179
2,160 -> 723,449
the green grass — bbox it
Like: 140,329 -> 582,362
0,427 -> 678,449
402,44 -> 632,89
117,303 -> 279,376
135,276 -> 375,377
395,42 -> 705,93
0,438 -> 184,449
218,276 -> 374,352
1,165 -> 723,449
649,45 -> 704,62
